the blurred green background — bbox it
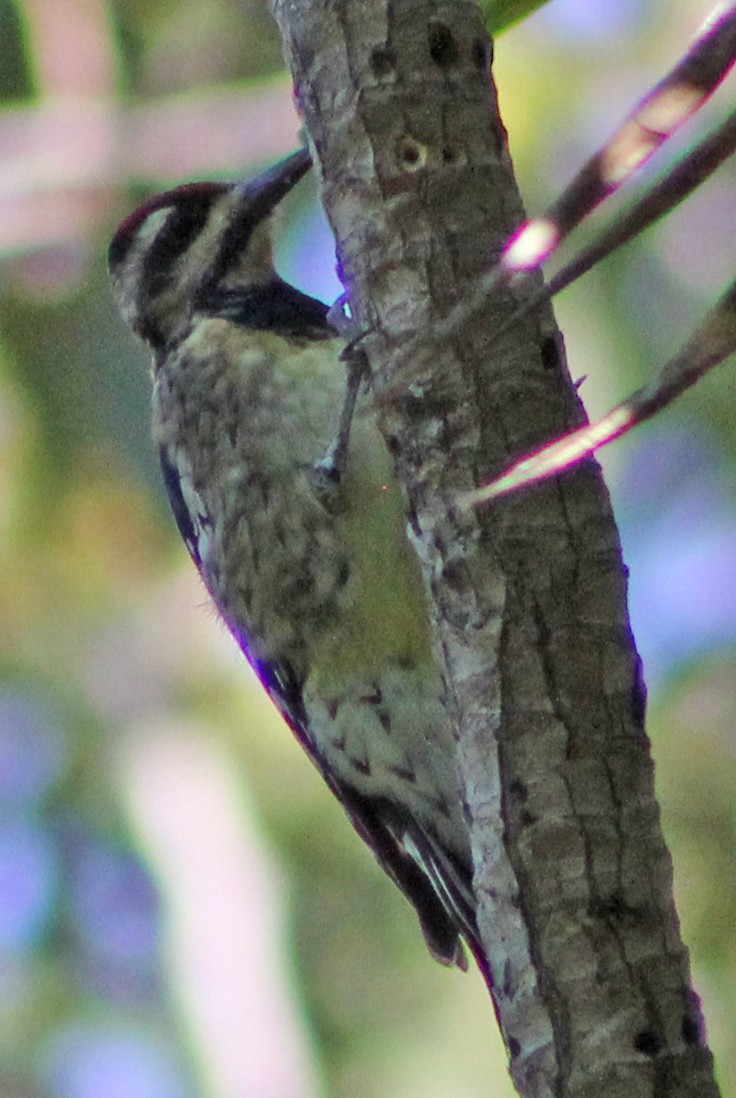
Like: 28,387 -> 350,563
1,0 -> 735,1095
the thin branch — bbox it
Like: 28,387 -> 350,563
394,0 -> 736,369
492,107 -> 736,348
502,0 -> 736,274
462,274 -> 736,505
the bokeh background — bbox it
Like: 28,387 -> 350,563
1,0 -> 735,1095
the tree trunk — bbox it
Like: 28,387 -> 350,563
269,1 -> 720,1095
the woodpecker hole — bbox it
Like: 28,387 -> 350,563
502,960 -> 513,997
472,37 -> 488,69
588,893 -> 627,922
441,557 -> 466,587
509,778 -> 528,801
336,560 -> 351,588
682,1012 -> 701,1046
396,135 -> 428,172
633,1029 -> 661,1057
370,45 -> 395,76
428,22 -> 458,67
540,334 -> 560,371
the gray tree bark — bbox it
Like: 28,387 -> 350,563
269,1 -> 721,1095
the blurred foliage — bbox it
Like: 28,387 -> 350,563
1,0 -> 736,1096
481,0 -> 548,33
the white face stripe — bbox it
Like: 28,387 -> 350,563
136,207 -> 172,252
133,199 -> 225,341
111,184 -> 282,346
110,207 -> 173,331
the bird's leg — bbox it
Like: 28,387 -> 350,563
314,295 -> 370,485
313,344 -> 368,485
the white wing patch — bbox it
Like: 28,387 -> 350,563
159,445 -> 214,570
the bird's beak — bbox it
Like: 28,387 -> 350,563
237,146 -> 313,218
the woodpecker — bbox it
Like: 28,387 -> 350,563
108,148 -> 487,982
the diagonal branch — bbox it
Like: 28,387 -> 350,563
501,0 -> 736,275
410,1 -> 736,361
492,107 -> 736,349
464,274 -> 736,504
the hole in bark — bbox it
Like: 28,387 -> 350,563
396,390 -> 427,420
442,558 -> 467,586
508,1037 -> 521,1058
503,959 -> 513,996
428,22 -> 458,66
509,778 -> 528,801
472,37 -> 488,68
395,135 -> 428,172
540,335 -> 560,371
369,45 -> 395,76
682,1013 -> 701,1046
336,560 -> 351,588
432,529 -> 447,555
588,893 -> 627,922
633,1029 -> 661,1056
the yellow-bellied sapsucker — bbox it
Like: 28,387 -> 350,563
108,148 -> 487,983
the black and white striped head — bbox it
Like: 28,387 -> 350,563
108,147 -> 312,349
